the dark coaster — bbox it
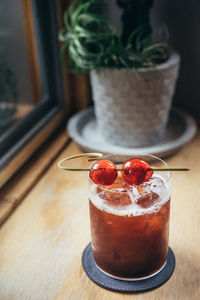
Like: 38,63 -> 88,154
82,243 -> 175,293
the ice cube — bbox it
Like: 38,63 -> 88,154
148,176 -> 165,194
99,189 -> 132,206
125,185 -> 139,202
136,192 -> 160,209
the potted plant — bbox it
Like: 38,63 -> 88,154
59,0 -> 180,147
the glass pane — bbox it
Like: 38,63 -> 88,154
0,0 -> 42,136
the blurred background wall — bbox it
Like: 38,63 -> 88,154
152,0 -> 200,119
106,0 -> 200,119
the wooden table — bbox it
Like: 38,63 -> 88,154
0,133 -> 200,299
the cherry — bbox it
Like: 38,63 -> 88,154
122,158 -> 153,185
89,160 -> 118,186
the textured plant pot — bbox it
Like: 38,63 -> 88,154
90,52 -> 180,147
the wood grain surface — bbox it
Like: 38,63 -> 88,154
0,128 -> 69,225
0,132 -> 199,299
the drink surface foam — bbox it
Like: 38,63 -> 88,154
89,174 -> 170,217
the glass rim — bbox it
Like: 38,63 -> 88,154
88,153 -> 171,192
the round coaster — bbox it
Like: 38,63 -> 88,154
82,243 -> 176,293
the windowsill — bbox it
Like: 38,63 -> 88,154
0,126 -> 69,224
4,103 -> 35,133
0,129 -> 199,298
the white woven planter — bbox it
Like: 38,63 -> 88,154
90,52 -> 180,147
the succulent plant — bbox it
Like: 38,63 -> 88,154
59,0 -> 168,74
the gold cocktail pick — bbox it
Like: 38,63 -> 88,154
57,153 -> 190,172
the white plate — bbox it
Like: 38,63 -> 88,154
67,107 -> 197,158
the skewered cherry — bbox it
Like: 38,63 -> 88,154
89,160 -> 118,186
122,158 -> 153,185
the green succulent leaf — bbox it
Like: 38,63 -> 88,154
59,0 -> 169,74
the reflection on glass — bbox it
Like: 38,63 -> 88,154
0,0 -> 41,136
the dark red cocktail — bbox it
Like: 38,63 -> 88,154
89,155 -> 171,280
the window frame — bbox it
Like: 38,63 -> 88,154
0,0 -> 67,187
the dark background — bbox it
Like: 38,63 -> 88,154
106,0 -> 200,119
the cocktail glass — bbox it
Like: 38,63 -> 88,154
88,154 -> 171,280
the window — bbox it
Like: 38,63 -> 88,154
0,0 -> 67,187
